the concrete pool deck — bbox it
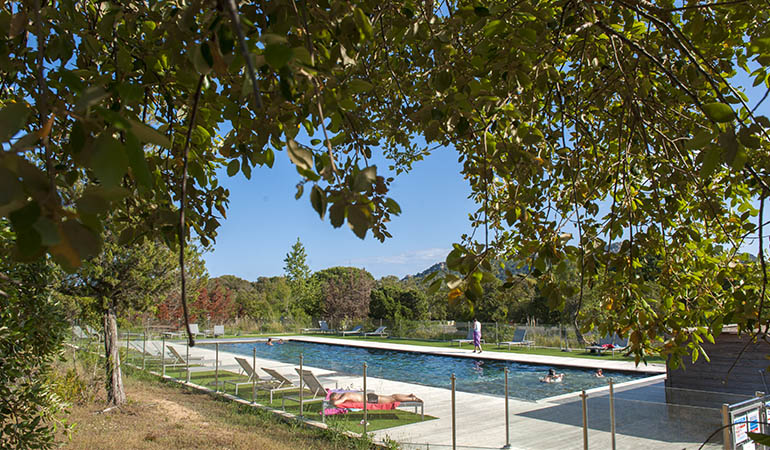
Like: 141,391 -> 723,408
154,337 -> 719,449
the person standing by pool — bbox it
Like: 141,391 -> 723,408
472,318 -> 483,353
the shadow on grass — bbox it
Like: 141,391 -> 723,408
131,359 -> 434,434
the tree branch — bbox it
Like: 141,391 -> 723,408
290,0 -> 339,177
178,75 -> 205,347
223,0 -> 263,109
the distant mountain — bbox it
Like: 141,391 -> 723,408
402,262 -> 449,281
403,259 -> 530,282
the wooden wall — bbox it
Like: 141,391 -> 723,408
666,331 -> 770,397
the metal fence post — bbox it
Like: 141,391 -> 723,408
252,347 -> 257,404
609,378 -> 616,450
503,367 -> 510,449
363,362 -> 368,435
721,404 -> 731,450
161,334 -> 166,377
451,373 -> 456,450
299,353 -> 304,418
142,330 -> 146,370
581,390 -> 588,450
215,342 -> 219,391
125,329 -> 130,363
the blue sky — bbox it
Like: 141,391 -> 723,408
203,143 -> 478,280
204,72 -> 770,282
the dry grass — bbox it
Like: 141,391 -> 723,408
58,361 -> 371,449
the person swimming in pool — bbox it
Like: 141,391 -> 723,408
540,368 -> 565,383
594,368 -> 604,378
329,392 -> 422,406
266,338 -> 274,346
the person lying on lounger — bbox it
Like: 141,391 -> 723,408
329,392 -> 422,406
540,368 -> 564,383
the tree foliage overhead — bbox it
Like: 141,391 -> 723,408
367,0 -> 770,365
2,0 -> 769,370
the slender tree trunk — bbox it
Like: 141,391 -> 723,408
103,300 -> 126,406
572,315 -> 586,346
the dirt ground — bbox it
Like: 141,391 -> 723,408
59,372 -> 367,450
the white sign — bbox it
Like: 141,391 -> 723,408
748,409 -> 760,433
741,442 -> 756,450
735,415 -> 748,444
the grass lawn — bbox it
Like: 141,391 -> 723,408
296,334 -> 665,364
58,358 -> 380,449
134,362 -> 434,435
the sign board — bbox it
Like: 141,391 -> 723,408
735,415 -> 748,444
748,409 -> 760,433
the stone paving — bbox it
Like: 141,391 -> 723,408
144,336 -> 721,450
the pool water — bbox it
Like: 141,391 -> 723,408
211,341 -> 649,401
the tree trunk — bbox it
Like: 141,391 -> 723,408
103,301 -> 126,406
572,315 -> 586,346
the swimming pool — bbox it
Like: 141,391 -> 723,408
208,340 -> 650,401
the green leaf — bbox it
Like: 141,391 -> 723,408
353,8 -> 374,40
10,201 -> 41,229
32,216 -> 60,246
295,183 -> 304,200
201,41 -> 214,68
264,44 -> 293,69
16,227 -> 42,259
353,166 -> 377,191
124,133 -> 153,190
62,220 -> 101,260
90,134 -> 128,188
310,185 -> 327,219
218,26 -> 235,55
349,79 -> 374,93
329,202 -> 346,228
748,433 -> 770,445
702,102 -> 734,123
287,138 -> 314,172
76,191 -> 110,214
474,6 -> 490,16
385,198 -> 401,215
0,102 -> 30,142
0,167 -> 23,206
227,159 -> 240,177
698,145 -> 721,179
432,71 -> 453,92
446,248 -> 463,270
75,86 -> 108,112
347,204 -> 370,239
129,120 -> 171,147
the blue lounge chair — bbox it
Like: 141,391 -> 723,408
497,328 -> 534,349
340,325 -> 363,336
365,326 -> 387,337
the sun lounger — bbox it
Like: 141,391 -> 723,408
165,345 -> 222,381
585,334 -> 628,355
365,326 -> 388,337
223,357 -> 273,395
282,368 -> 329,411
320,391 -> 424,423
339,325 -> 363,336
85,325 -> 103,341
301,320 -> 334,334
260,367 -> 302,403
72,325 -> 89,340
452,328 -> 484,347
497,328 -> 534,350
213,325 -> 225,337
